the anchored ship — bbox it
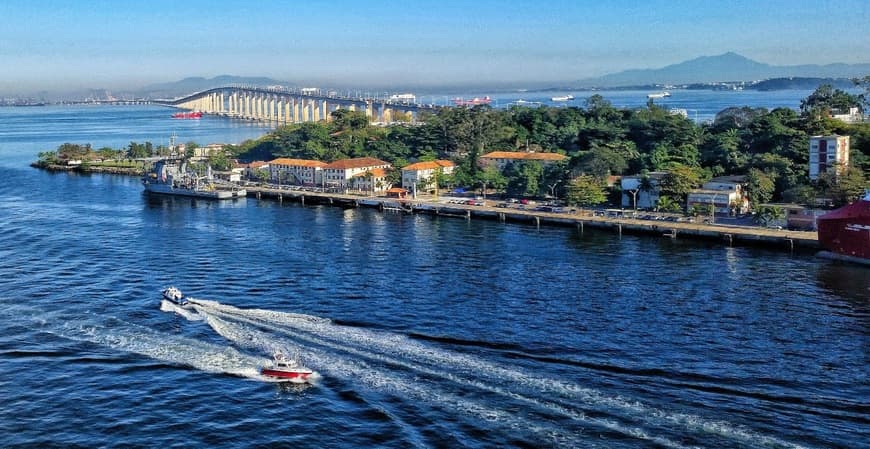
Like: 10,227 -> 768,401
142,158 -> 245,200
452,96 -> 492,106
817,191 -> 870,265
171,111 -> 203,119
646,92 -> 671,99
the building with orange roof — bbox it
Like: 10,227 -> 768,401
401,159 -> 455,194
323,157 -> 392,192
349,167 -> 392,194
268,158 -> 328,186
479,151 -> 567,171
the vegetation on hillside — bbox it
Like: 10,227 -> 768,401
37,84 -> 869,209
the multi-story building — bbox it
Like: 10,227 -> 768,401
268,158 -> 328,186
809,135 -> 850,181
349,168 -> 391,194
323,157 -> 392,191
686,175 -> 750,215
401,160 -> 455,193
479,151 -> 567,171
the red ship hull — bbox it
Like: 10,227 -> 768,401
817,198 -> 870,261
452,96 -> 492,106
172,111 -> 203,119
261,368 -> 313,382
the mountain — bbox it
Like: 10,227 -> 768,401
579,52 -> 870,87
138,75 -> 288,99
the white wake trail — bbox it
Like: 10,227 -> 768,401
192,300 -> 812,449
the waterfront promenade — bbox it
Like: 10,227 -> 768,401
243,185 -> 820,252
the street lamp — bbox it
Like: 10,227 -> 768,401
709,192 -> 721,224
480,180 -> 488,200
548,180 -> 562,198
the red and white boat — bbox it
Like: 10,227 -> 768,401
261,352 -> 314,383
171,111 -> 203,119
817,191 -> 870,265
452,96 -> 492,106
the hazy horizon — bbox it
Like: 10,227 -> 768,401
1,0 -> 868,96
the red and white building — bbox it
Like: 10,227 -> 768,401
323,157 -> 392,191
401,160 -> 455,193
268,158 -> 328,186
809,135 -> 850,181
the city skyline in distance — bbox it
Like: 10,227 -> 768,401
1,0 -> 868,95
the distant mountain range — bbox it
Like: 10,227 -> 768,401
579,52 -> 870,87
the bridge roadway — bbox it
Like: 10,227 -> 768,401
155,85 -> 441,124
242,185 -> 819,252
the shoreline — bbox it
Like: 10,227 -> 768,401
243,186 -> 820,253
31,164 -> 820,253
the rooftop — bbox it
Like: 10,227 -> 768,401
269,158 -> 328,168
480,151 -> 567,161
402,160 -> 455,171
325,157 -> 391,170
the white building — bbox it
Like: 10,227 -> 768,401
809,135 -> 850,181
268,158 -> 328,186
323,157 -> 392,191
349,168 -> 391,194
479,151 -> 567,171
620,171 -> 668,209
687,176 -> 750,215
401,160 -> 455,193
832,107 -> 863,124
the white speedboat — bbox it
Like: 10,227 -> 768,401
162,286 -> 189,306
647,91 -> 671,99
551,95 -> 574,102
261,352 -> 314,383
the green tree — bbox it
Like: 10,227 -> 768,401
800,84 -> 863,116
746,168 -> 776,208
208,151 -> 233,171
566,175 -> 607,206
658,165 -> 704,206
818,167 -> 868,207
755,205 -> 785,226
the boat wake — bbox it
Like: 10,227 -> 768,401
180,299 -> 811,449
50,313 -> 266,380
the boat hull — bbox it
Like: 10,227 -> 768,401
262,368 -> 313,383
144,183 -> 246,200
816,198 -> 870,262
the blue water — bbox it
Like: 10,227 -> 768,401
417,88 -> 823,123
0,104 -> 868,449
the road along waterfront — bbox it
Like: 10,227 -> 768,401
244,185 -> 820,252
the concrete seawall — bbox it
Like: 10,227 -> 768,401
245,187 -> 819,252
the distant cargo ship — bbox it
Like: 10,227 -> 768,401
817,191 -> 870,265
551,95 -> 575,102
646,92 -> 671,99
389,93 -> 416,103
452,96 -> 492,106
171,111 -> 203,119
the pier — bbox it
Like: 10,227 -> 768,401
243,186 -> 820,252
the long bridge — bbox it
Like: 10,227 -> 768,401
155,85 -> 441,124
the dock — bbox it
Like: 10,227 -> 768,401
244,186 -> 819,252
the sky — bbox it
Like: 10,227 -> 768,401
1,0 -> 868,94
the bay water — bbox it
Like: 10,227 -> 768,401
0,101 -> 867,448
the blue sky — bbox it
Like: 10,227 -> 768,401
0,0 -> 867,93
